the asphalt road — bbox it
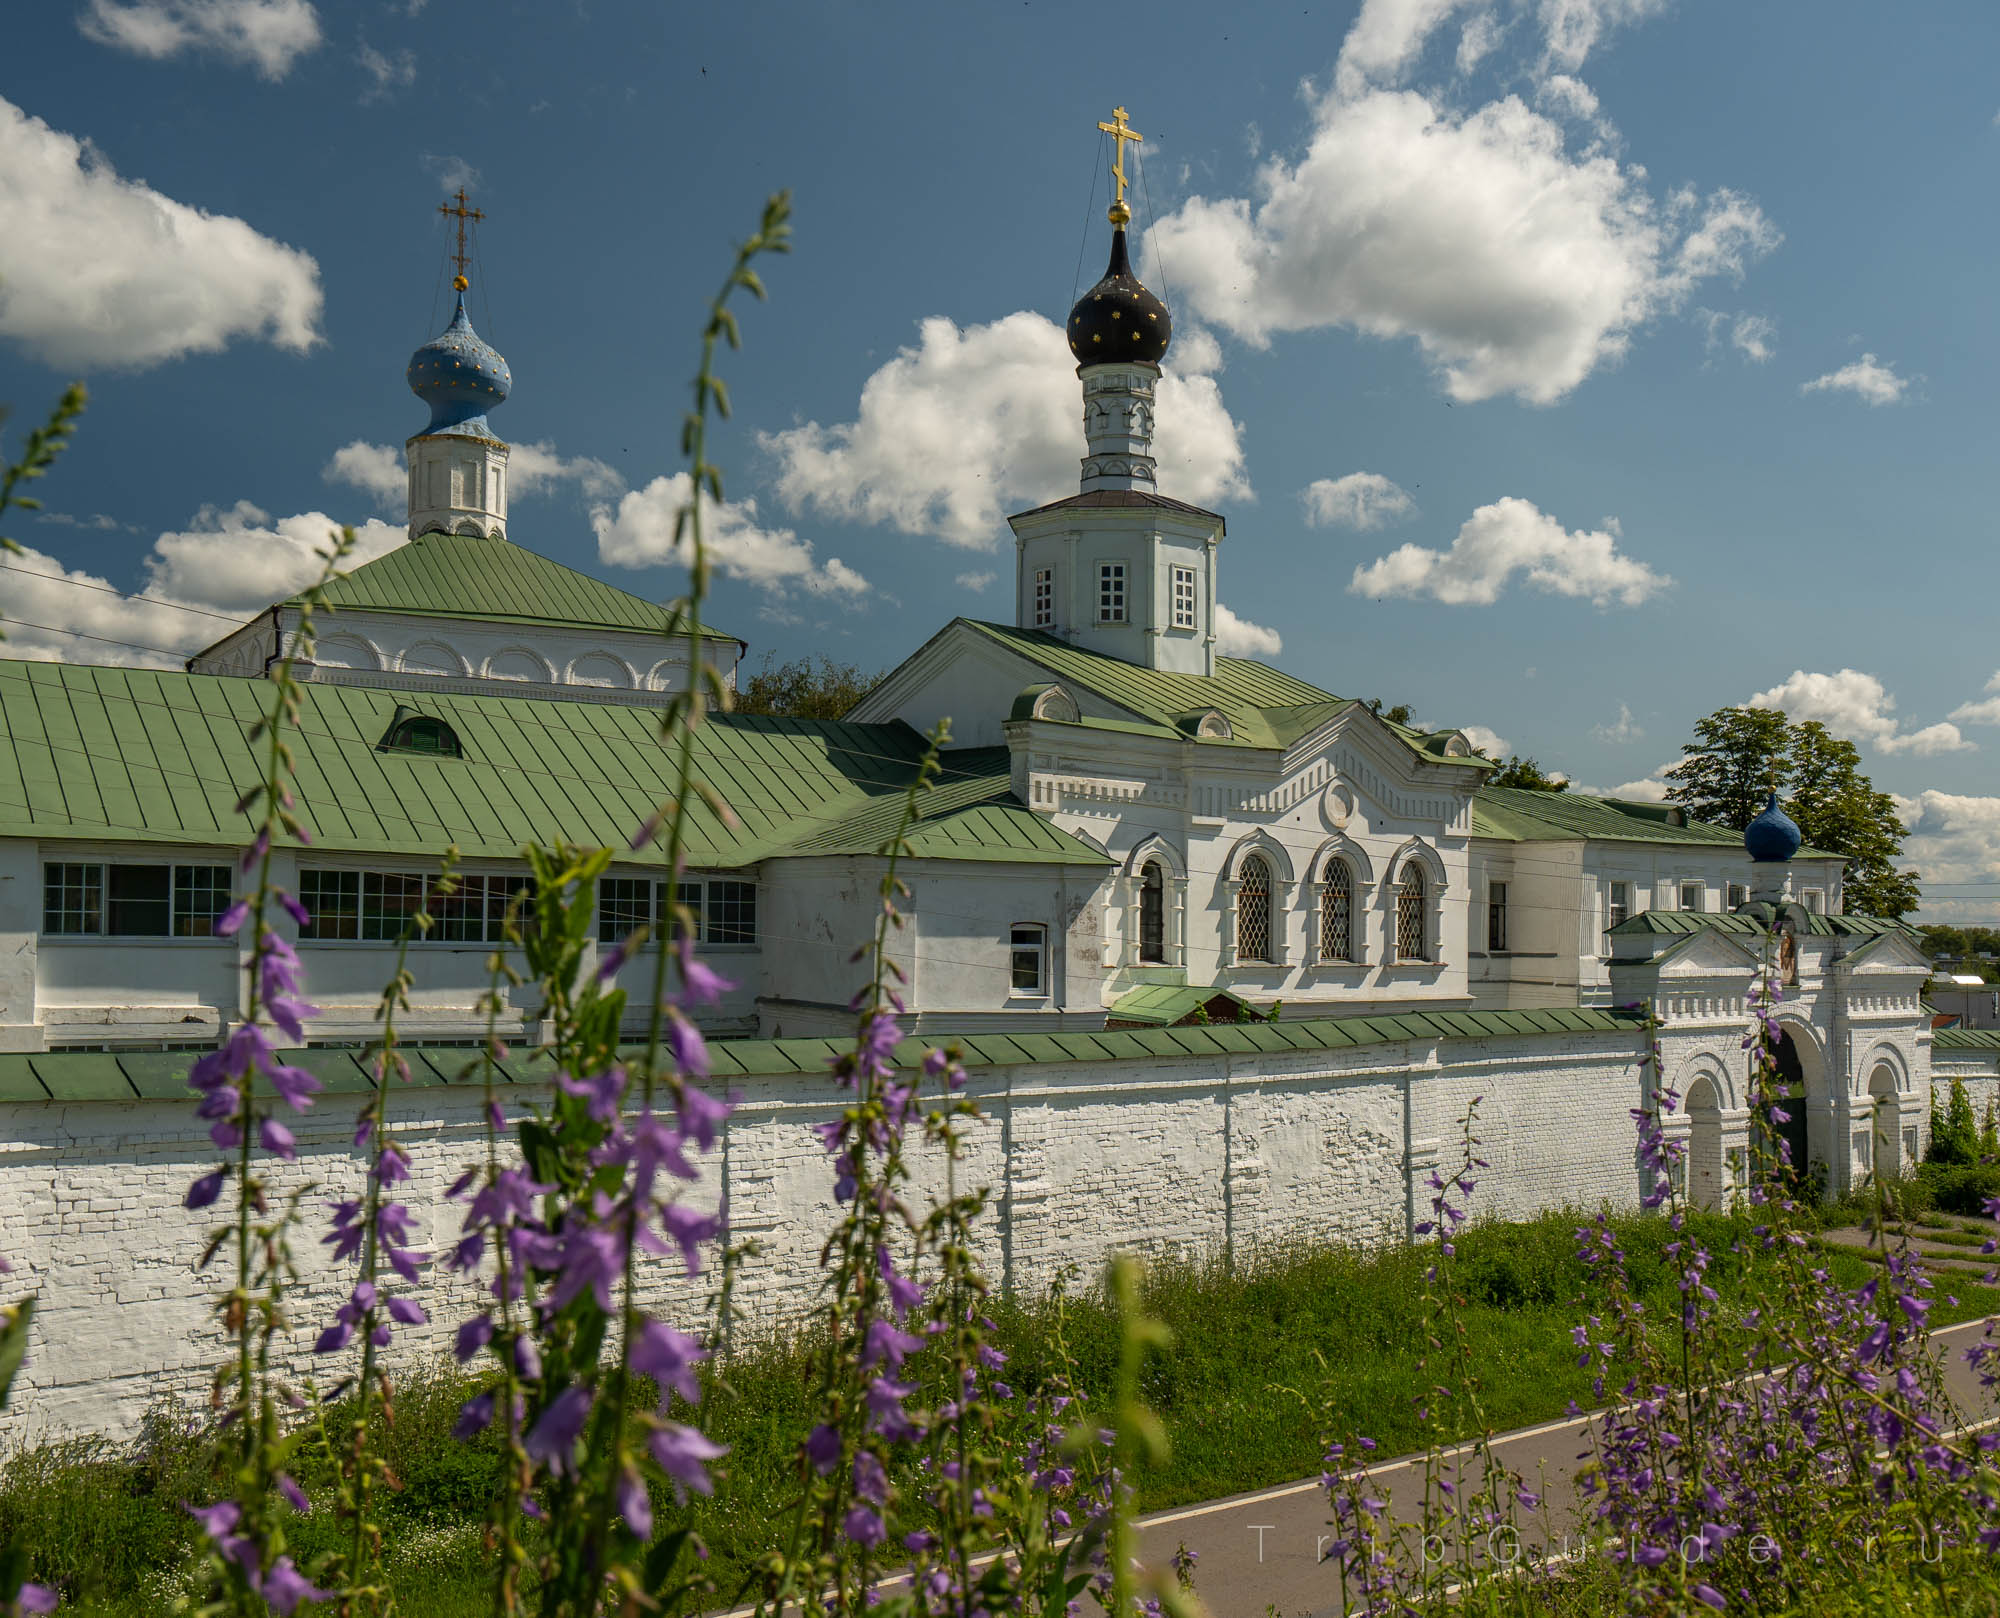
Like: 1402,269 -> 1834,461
1128,1315 -> 1998,1618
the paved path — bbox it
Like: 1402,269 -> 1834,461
1131,1310 -> 1997,1618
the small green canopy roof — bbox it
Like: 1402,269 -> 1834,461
1106,983 -> 1263,1026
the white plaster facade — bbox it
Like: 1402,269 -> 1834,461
187,602 -> 726,706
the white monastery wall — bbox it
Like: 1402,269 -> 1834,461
3,1024 -> 1669,1446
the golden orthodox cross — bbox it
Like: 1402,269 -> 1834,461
439,188 -> 485,291
1097,106 -> 1143,219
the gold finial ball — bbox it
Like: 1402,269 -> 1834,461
453,274 -> 470,291
1107,198 -> 1132,228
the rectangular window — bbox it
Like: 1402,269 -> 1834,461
432,874 -> 532,944
706,880 -> 757,946
106,864 -> 171,936
43,863 -> 102,936
1097,562 -> 1126,624
1487,882 -> 1509,953
1033,567 -> 1054,629
1171,565 -> 1197,629
1726,882 -> 1748,909
1804,890 -> 1824,914
361,872 -> 426,941
173,865 -> 233,937
1679,881 -> 1705,914
1607,880 -> 1630,933
1010,924 -> 1048,995
300,870 -> 360,940
597,877 -> 654,945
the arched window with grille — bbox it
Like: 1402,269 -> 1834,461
1319,858 -> 1353,962
1236,855 -> 1273,963
1396,861 -> 1428,963
1138,862 -> 1166,963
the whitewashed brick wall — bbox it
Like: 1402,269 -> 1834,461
2,1027 -> 1662,1445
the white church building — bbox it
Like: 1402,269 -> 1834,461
0,127 -> 1968,1438
0,139 -> 1948,1225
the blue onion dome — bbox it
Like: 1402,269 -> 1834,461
1067,217 -> 1171,366
406,284 -> 511,435
1745,790 -> 1802,863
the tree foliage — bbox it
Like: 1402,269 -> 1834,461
1664,705 -> 1921,920
733,653 -> 880,720
1486,756 -> 1570,793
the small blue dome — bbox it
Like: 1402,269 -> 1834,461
1744,791 -> 1802,863
407,290 -> 511,435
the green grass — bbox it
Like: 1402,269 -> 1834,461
6,1207 -> 1991,1615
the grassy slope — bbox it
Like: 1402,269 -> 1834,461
8,1208 -> 1994,1616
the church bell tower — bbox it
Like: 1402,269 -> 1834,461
404,189 -> 512,541
1009,108 -> 1224,677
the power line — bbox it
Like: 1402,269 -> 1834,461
0,560 -> 251,624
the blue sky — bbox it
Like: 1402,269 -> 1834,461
4,0 -> 2000,917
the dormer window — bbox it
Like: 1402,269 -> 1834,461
379,707 -> 463,757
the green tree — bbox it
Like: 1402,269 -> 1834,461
1486,755 -> 1570,792
1787,720 -> 1920,919
1663,705 -> 1792,831
1930,1075 -> 1979,1165
1366,698 -> 1416,727
732,653 -> 880,719
1665,704 -> 1921,920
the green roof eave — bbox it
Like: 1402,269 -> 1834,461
1,1006 -> 1654,1101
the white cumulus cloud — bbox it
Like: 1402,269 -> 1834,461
1749,668 -> 1971,756
1592,701 -> 1643,743
324,441 -> 405,510
1462,723 -> 1510,758
1149,1 -> 1777,406
1214,603 -> 1283,658
761,311 -> 1249,550
78,0 -> 321,78
1799,353 -> 1908,406
1349,495 -> 1669,606
954,571 -> 996,592
1301,471 -> 1417,531
357,37 -> 415,100
1950,671 -> 2000,727
2,503 -> 403,665
0,96 -> 322,369
1900,790 -> 2000,922
591,475 -> 866,602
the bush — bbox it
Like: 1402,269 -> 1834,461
1922,1161 -> 2000,1217
1928,1076 -> 1979,1165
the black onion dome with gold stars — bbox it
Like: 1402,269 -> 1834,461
1067,226 -> 1171,365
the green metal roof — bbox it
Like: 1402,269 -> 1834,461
279,532 -> 742,644
958,620 -> 1485,768
1105,983 -> 1262,1026
1936,1027 -> 2000,1051
1608,909 -> 1917,940
1473,785 -> 1843,859
0,1006 -> 1650,1101
0,660 -> 1103,869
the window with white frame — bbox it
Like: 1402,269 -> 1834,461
298,869 -> 530,943
707,880 -> 758,945
1033,567 -> 1054,629
1396,862 -> 1428,963
1487,881 -> 1509,953
1727,882 -> 1748,909
1010,924 -> 1048,994
1097,562 -> 1126,623
1679,881 -> 1705,913
1236,856 -> 1273,963
1319,858 -> 1354,962
1607,880 -> 1631,933
1803,890 -> 1824,914
596,878 -> 713,948
1171,565 -> 1196,629
42,861 -> 233,938
1138,863 -> 1166,964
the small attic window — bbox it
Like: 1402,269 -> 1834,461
1441,732 -> 1472,757
1195,710 -> 1233,740
379,706 -> 462,758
